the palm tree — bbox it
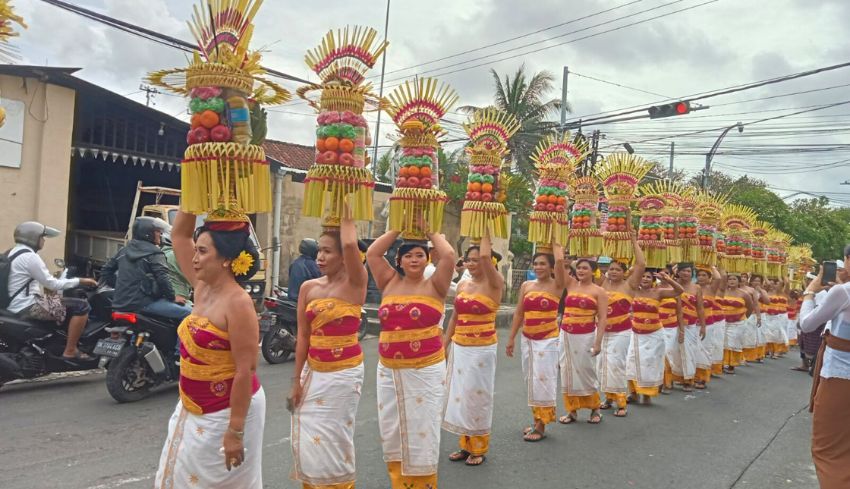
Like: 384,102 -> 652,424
459,65 -> 568,174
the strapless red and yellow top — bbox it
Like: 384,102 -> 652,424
560,293 -> 597,334
632,297 -> 662,334
378,295 -> 445,369
605,291 -> 633,332
723,295 -> 747,323
704,295 -> 723,325
659,297 -> 679,329
681,293 -> 699,326
767,295 -> 787,316
306,298 -> 363,372
788,298 -> 801,320
452,292 -> 498,346
523,290 -> 560,340
177,315 -> 261,415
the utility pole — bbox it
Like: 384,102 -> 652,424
367,0 -> 391,238
588,130 -> 600,174
703,121 -> 744,189
139,84 -> 159,107
559,66 -> 569,137
668,141 -> 675,179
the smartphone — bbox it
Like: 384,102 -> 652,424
821,261 -> 837,286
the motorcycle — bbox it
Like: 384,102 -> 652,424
258,289 -> 370,365
96,311 -> 181,403
0,260 -> 112,389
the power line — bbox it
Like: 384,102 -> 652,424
571,71 -> 671,98
38,0 -> 312,85
372,0 -> 646,78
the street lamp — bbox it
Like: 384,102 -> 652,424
702,121 -> 744,189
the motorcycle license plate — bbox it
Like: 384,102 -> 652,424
93,338 -> 126,358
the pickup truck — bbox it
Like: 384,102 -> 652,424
70,183 -> 268,302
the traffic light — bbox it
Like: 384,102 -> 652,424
648,101 -> 691,119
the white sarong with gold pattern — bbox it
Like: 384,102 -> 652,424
154,388 -> 265,489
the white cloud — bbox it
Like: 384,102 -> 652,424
15,0 -> 850,202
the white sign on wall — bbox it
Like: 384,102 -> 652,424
0,98 -> 24,168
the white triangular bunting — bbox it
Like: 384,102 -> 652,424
132,156 -> 138,165
121,154 -> 129,164
101,151 -> 109,161
158,161 -> 164,170
92,149 -> 100,158
140,158 -> 147,166
112,153 -> 119,162
78,148 -> 86,158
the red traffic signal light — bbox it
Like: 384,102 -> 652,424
648,101 -> 692,119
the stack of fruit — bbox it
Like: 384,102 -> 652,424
695,191 -> 725,268
568,176 -> 603,258
298,25 -> 389,225
527,134 -> 585,249
595,153 -> 651,261
314,110 -> 369,168
460,108 -> 520,239
386,77 -> 457,240
187,88 -> 231,145
750,222 -> 773,276
639,180 -> 690,266
635,195 -> 669,269
720,204 -> 757,273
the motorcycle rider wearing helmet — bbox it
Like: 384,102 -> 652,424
288,238 -> 321,302
6,222 -> 98,360
101,217 -> 192,321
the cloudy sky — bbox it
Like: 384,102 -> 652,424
16,0 -> 850,204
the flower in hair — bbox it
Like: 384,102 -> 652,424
231,251 -> 254,276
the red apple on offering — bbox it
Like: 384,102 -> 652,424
407,176 -> 420,187
420,177 -> 432,188
321,151 -> 338,164
187,126 -> 210,144
470,191 -> 481,201
546,203 -> 555,212
339,153 -> 355,166
556,204 -> 565,212
482,192 -> 493,202
210,124 -> 231,142
396,177 -> 407,187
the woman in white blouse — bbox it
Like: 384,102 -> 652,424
799,247 -> 850,489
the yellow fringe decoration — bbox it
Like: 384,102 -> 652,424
302,165 -> 374,222
722,255 -> 750,274
752,259 -> 768,276
180,142 -> 271,214
461,201 -> 508,239
528,211 -> 569,247
569,229 -> 604,258
603,232 -> 635,262
666,242 -> 683,265
388,188 -> 447,240
681,238 -> 699,263
639,241 -> 667,269
698,245 -> 717,268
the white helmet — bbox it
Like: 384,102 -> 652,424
14,221 -> 61,250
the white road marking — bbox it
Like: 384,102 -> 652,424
86,474 -> 153,489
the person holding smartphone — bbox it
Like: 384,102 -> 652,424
801,246 -> 850,489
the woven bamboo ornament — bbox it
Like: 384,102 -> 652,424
635,192 -> 669,269
721,204 -> 758,273
299,26 -> 389,226
595,153 -> 651,262
750,221 -> 773,276
460,108 -> 520,239
694,191 -> 727,268
528,134 -> 588,251
147,0 -> 289,218
569,176 -> 603,258
788,244 -> 815,289
766,231 -> 791,280
678,191 -> 700,263
639,180 -> 690,265
385,77 -> 458,240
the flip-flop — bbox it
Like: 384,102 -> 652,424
62,351 -> 93,361
465,455 -> 486,466
449,450 -> 470,462
613,408 -> 628,417
694,382 -> 707,390
599,401 -> 613,410
558,414 -> 577,425
588,413 -> 603,424
523,429 -> 546,442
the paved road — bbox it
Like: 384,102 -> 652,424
0,338 -> 818,489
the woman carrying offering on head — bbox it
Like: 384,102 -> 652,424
366,230 -> 456,489
628,269 -> 684,404
442,231 -> 504,465
505,244 -> 563,442
555,244 -> 608,425
697,266 -> 727,377
154,211 -> 264,489
721,274 -> 754,374
289,204 -> 368,489
669,263 -> 707,392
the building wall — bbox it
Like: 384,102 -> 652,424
0,75 -> 75,266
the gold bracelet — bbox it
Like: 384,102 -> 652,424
228,427 -> 244,440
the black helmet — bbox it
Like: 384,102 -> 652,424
299,238 -> 319,260
161,233 -> 172,247
132,217 -> 171,244
14,221 -> 61,250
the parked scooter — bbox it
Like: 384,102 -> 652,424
0,260 -> 112,389
96,309 -> 181,403
257,287 -> 370,365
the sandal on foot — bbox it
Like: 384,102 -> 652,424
599,401 -> 613,410
558,414 -> 577,425
682,385 -> 694,392
694,382 -> 706,390
62,351 -> 93,361
614,408 -> 628,417
465,455 -> 486,466
523,429 -> 546,442
588,412 -> 603,424
449,450 -> 470,462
